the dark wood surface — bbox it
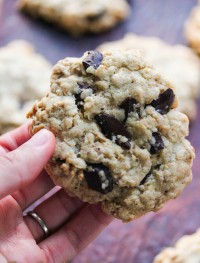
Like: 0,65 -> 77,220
1,1 -> 199,262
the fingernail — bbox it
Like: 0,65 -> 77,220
30,129 -> 50,146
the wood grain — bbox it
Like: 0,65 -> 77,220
0,1 -> 199,262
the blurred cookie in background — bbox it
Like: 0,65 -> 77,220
18,0 -> 130,35
154,229 -> 200,263
185,2 -> 200,55
98,34 -> 200,121
0,40 -> 52,134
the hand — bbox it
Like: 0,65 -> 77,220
0,122 -> 113,263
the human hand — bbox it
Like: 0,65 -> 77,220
0,122 -> 113,263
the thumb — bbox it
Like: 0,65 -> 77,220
0,129 -> 56,199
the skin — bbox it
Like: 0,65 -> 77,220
0,121 -> 113,263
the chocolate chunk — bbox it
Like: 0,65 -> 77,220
140,165 -> 161,185
84,163 -> 113,194
149,89 -> 175,115
140,170 -> 152,185
78,82 -> 92,90
154,164 -> 161,170
150,132 -> 164,154
51,158 -> 65,165
95,114 -> 132,149
120,98 -> 141,121
56,158 -> 65,164
86,10 -> 106,22
75,82 -> 93,108
82,51 -> 103,70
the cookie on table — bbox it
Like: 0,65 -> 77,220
154,229 -> 200,263
98,34 -> 200,121
27,50 -> 195,222
0,40 -> 51,134
18,0 -> 130,35
185,4 -> 200,55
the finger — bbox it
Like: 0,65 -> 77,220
0,145 -> 6,155
0,255 -> 6,263
40,204 -> 113,263
12,170 -> 55,210
0,121 -> 32,155
0,129 -> 56,199
24,189 -> 84,242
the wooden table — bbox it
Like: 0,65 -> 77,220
1,1 -> 199,262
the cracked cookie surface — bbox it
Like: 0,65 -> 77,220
0,40 -> 51,134
98,34 -> 200,121
28,50 -> 194,222
18,0 -> 130,35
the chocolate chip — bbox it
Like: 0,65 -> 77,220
95,114 -> 132,149
86,10 -> 106,22
51,158 -> 65,165
140,170 -> 152,185
82,51 -> 103,70
150,132 -> 164,154
84,163 -> 113,194
78,82 -> 92,89
75,82 -> 93,109
154,164 -> 161,170
149,89 -> 175,115
139,164 -> 161,185
120,98 -> 141,121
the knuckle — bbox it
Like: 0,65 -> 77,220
42,244 -> 56,263
64,227 -> 84,254
0,153 -> 14,166
11,190 -> 27,209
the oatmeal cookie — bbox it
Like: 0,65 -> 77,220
185,5 -> 200,55
28,50 -> 194,222
0,40 -> 51,134
18,0 -> 130,35
154,229 -> 200,263
98,34 -> 200,120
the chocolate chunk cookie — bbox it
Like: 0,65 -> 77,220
18,0 -> 130,35
27,50 -> 195,222
154,229 -> 200,263
0,40 -> 51,134
98,34 -> 200,121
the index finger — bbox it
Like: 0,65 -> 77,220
0,121 -> 32,155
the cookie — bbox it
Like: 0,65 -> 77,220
185,5 -> 200,55
98,34 -> 200,121
0,40 -> 52,134
154,229 -> 200,263
27,50 -> 194,222
18,0 -> 130,35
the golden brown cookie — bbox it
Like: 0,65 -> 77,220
18,0 -> 130,35
28,50 -> 194,222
